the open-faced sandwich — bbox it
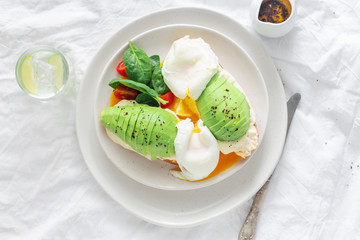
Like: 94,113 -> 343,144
100,36 -> 259,181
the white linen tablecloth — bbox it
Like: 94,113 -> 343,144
1,0 -> 360,239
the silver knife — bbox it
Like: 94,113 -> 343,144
238,93 -> 301,240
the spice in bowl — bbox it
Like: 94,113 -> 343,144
258,0 -> 292,24
250,0 -> 295,38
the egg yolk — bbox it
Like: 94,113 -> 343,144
109,91 -> 120,107
167,95 -> 200,122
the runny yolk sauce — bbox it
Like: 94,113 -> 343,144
110,91 -> 120,107
109,90 -> 244,181
171,152 -> 244,182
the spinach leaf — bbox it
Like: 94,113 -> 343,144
135,93 -> 159,107
148,55 -> 161,88
123,41 -> 152,85
149,55 -> 160,69
151,65 -> 169,95
109,78 -> 167,105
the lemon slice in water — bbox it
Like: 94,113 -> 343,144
48,54 -> 64,90
21,56 -> 37,94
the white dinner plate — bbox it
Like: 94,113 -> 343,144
94,24 -> 269,190
76,7 -> 287,227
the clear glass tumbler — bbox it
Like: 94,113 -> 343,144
15,46 -> 70,100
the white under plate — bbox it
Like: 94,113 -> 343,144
76,7 -> 287,227
94,24 -> 269,190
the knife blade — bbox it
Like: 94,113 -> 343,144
238,93 -> 301,240
287,93 -> 301,132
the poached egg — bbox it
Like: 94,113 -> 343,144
171,118 -> 219,181
162,36 -> 219,100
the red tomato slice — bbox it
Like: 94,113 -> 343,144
159,91 -> 175,108
116,60 -> 128,77
113,83 -> 137,100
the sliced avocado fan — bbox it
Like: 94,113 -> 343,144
100,105 -> 178,160
197,72 -> 251,141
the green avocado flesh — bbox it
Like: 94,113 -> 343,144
100,105 -> 178,160
197,72 -> 251,141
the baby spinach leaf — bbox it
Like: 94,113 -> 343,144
109,79 -> 121,89
135,93 -> 159,107
149,55 -> 160,69
151,65 -> 169,95
123,41 -> 152,85
148,55 -> 161,88
109,78 -> 167,105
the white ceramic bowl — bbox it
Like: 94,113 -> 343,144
250,0 -> 296,38
94,24 -> 269,190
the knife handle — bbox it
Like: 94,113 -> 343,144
238,178 -> 271,240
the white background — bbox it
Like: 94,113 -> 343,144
1,0 -> 360,239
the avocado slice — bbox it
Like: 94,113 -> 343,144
100,106 -> 123,134
114,111 -> 125,139
206,91 -> 248,136
149,114 -> 173,159
132,107 -> 155,155
196,73 -> 227,113
119,107 -> 135,141
100,105 -> 178,160
146,109 -> 178,159
145,112 -> 161,159
115,107 -> 130,142
213,107 -> 250,139
100,106 -> 114,132
162,119 -> 177,157
125,107 -> 142,147
197,72 -> 251,141
149,117 -> 163,159
129,107 -> 144,153
199,86 -> 232,124
147,108 -> 178,159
